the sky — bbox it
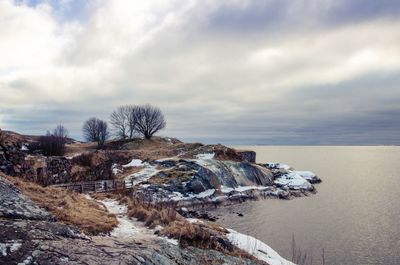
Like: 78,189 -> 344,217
1,0 -> 400,145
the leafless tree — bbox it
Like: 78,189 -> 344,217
97,119 -> 109,148
110,106 -> 129,139
82,117 -> 110,148
39,125 -> 68,156
133,104 -> 166,139
53,125 -> 68,139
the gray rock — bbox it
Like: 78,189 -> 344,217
0,176 -> 53,221
0,219 -> 260,265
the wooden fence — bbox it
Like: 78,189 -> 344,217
52,179 -> 133,193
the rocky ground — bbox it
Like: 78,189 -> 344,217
0,176 -> 261,265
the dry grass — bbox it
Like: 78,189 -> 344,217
2,174 -> 118,235
64,142 -> 98,157
142,168 -> 194,185
92,191 -> 262,262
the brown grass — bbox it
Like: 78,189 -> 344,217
142,168 -> 194,185
92,191 -> 262,263
64,142 -> 98,157
2,174 -> 118,235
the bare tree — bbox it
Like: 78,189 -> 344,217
133,104 -> 166,139
39,125 -> 68,156
53,125 -> 68,139
126,105 -> 139,139
97,119 -> 109,148
83,118 -> 98,142
110,105 -> 140,140
82,117 -> 110,148
110,106 -> 129,139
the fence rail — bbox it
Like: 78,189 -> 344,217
52,179 -> 133,193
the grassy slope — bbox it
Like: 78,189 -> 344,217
2,174 -> 118,235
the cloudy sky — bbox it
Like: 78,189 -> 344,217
1,0 -> 400,145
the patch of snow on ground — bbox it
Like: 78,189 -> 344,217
193,188 -> 215,198
227,229 -> 295,265
101,199 -> 145,238
112,163 -> 122,175
125,163 -> 159,187
195,153 -> 215,160
274,172 -> 312,190
20,144 -> 28,151
100,199 -> 182,245
0,241 -> 22,256
123,159 -> 144,168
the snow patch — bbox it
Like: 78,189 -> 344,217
293,171 -> 317,181
112,164 -> 122,175
221,185 -> 267,193
266,163 -> 292,170
20,144 -> 28,151
123,159 -> 144,168
168,189 -> 216,201
0,241 -> 22,257
227,229 -> 295,265
125,163 -> 159,187
195,188 -> 215,198
195,153 -> 215,160
274,172 -> 312,190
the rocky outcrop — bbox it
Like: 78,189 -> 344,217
0,134 -> 34,178
0,218 -> 259,265
237,150 -> 256,163
0,176 -> 53,221
0,176 -> 259,265
145,158 -> 273,194
71,151 -> 132,182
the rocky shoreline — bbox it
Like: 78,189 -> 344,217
0,130 -> 321,264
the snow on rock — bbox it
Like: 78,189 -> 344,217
123,159 -> 144,168
125,163 -> 159,187
274,172 -> 312,190
112,163 -> 122,175
168,189 -> 216,201
195,188 -> 216,198
0,241 -> 22,256
221,185 -> 268,193
195,153 -> 215,160
265,163 -> 292,170
227,229 -> 295,265
20,144 -> 28,151
293,171 -> 318,181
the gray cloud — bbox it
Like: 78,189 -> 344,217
0,0 -> 400,145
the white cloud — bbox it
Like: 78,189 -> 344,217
1,0 -> 400,143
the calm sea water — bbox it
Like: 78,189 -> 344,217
211,146 -> 400,265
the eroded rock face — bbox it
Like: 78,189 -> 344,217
0,176 -> 53,221
151,159 -> 273,194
